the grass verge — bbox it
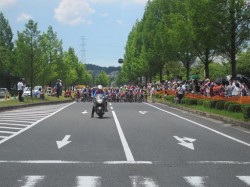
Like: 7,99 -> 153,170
151,97 -> 247,122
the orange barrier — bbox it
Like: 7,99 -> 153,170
156,90 -> 250,104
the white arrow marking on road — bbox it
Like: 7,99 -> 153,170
56,135 -> 71,149
184,176 -> 207,187
174,136 -> 196,150
81,110 -> 88,114
139,111 -> 148,114
236,176 -> 250,185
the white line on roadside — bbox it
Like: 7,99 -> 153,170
188,161 -> 250,165
0,160 -> 152,164
145,103 -> 250,147
0,102 -> 75,145
112,110 -> 135,162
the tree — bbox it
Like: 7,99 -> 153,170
215,0 -> 250,79
14,19 -> 41,96
96,71 -> 110,87
0,12 -> 14,88
39,26 -> 63,87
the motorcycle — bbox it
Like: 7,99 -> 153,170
91,94 -> 106,118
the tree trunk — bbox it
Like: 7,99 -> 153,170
204,49 -> 210,78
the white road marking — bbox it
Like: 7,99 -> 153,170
0,130 -> 15,134
21,175 -> 45,187
0,122 -> 29,127
0,160 -> 152,164
0,126 -> 22,130
0,102 -> 75,145
236,176 -> 250,185
76,176 -> 101,187
183,176 -> 207,187
110,106 -> 113,110
0,119 -> 33,123
112,110 -> 135,162
188,161 -> 250,165
130,176 -> 159,187
145,103 -> 250,147
109,103 -> 112,106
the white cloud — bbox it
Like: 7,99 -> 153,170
54,0 -> 95,26
0,0 -> 16,8
100,12 -> 109,17
16,13 -> 33,22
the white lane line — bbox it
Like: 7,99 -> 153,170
76,176 -> 101,187
0,102 -> 75,145
0,126 -> 22,130
0,136 -> 8,138
236,176 -> 250,185
112,110 -> 135,162
0,160 -> 152,164
130,176 -> 159,187
0,119 -> 33,123
110,106 -> 113,110
183,176 -> 207,187
188,161 -> 250,165
21,175 -> 45,187
109,103 -> 112,106
0,130 -> 15,134
145,103 -> 250,147
0,122 -> 29,127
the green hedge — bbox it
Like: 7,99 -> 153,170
242,104 -> 250,119
197,99 -> 204,105
185,98 -> 198,105
228,103 -> 242,112
203,100 -> 218,109
224,102 -> 234,110
215,101 -> 226,110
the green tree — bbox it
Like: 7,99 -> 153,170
215,0 -> 250,79
96,71 -> 110,87
14,19 -> 41,96
0,12 -> 14,87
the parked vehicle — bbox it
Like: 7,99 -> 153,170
0,88 -> 10,98
23,87 -> 31,96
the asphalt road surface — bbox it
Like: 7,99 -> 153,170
0,101 -> 249,187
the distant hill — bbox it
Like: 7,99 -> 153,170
85,64 -> 121,75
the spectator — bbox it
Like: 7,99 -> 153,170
56,79 -> 60,98
17,78 -> 24,102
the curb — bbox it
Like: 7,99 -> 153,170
149,99 -> 250,130
0,100 -> 74,112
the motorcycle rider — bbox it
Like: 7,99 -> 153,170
91,85 -> 108,117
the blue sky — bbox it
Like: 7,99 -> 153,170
0,0 -> 148,67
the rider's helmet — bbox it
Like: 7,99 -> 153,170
98,85 -> 103,90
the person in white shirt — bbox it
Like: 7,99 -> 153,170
17,78 -> 24,102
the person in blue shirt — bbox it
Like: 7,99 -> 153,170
93,85 -> 106,97
91,85 -> 108,117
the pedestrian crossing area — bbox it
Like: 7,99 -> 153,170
2,175 -> 250,187
0,103 -> 72,144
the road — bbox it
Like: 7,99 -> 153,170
0,101 -> 249,187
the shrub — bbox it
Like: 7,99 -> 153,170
203,100 -> 218,108
215,101 -> 226,110
181,98 -> 187,104
197,99 -> 204,105
242,105 -> 250,119
185,98 -> 198,105
228,103 -> 242,112
155,93 -> 162,98
164,95 -> 175,102
224,102 -> 234,110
